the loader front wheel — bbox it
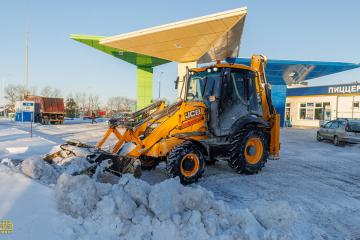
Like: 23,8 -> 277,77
229,129 -> 268,174
166,141 -> 205,185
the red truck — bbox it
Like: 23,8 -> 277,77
26,96 -> 65,124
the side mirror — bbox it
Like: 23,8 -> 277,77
174,77 -> 179,90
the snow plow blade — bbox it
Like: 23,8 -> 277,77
43,140 -> 141,178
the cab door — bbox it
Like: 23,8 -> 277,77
218,68 -> 254,136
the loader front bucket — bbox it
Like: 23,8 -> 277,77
43,140 -> 141,178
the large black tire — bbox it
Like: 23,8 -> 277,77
166,141 -> 205,184
229,128 -> 268,174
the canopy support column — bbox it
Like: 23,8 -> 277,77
137,66 -> 153,110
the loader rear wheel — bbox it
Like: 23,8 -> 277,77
166,141 -> 205,185
229,129 -> 268,174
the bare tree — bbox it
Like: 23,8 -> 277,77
88,94 -> 100,113
40,86 -> 52,97
4,84 -> 25,110
74,92 -> 87,111
40,86 -> 62,97
52,88 -> 62,97
107,96 -> 136,112
123,98 -> 136,111
106,97 -> 115,111
107,96 -> 123,111
4,85 -> 17,108
29,86 -> 37,96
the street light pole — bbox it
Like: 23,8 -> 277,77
24,32 -> 29,98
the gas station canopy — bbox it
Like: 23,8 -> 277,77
100,7 -> 247,63
70,34 -> 170,68
71,7 -> 248,109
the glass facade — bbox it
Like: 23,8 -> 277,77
299,102 -> 330,120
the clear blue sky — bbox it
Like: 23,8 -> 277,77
1,0 -> 360,105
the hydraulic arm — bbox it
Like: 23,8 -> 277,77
251,55 -> 280,160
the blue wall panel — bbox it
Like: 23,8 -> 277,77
271,85 -> 287,127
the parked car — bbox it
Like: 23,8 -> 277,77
317,119 -> 360,146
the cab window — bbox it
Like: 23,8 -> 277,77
187,70 -> 220,101
220,68 -> 258,112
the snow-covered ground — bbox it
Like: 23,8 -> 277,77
0,118 -> 359,239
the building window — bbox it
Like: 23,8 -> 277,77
315,103 -> 323,120
306,103 -> 314,120
354,101 -> 359,109
323,102 -> 331,121
299,102 -> 330,120
323,102 -> 330,107
299,103 -> 306,120
285,103 -> 291,121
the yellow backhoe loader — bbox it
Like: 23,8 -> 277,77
45,55 -> 280,184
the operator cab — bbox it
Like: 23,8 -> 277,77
187,66 -> 263,136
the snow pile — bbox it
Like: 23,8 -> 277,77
55,174 -> 297,240
55,174 -> 99,218
0,158 -> 16,168
21,157 -> 59,184
0,164 -> 66,240
20,154 -> 92,184
63,157 -> 93,175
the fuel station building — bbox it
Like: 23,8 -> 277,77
286,82 -> 360,127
